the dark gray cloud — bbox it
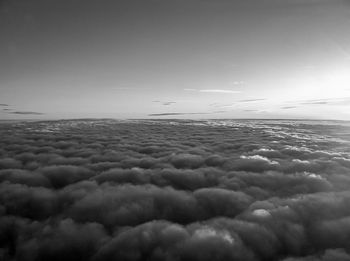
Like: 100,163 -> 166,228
39,165 -> 94,188
0,104 -> 9,106
8,111 -> 45,115
0,119 -> 350,260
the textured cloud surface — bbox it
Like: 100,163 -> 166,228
1,119 -> 350,260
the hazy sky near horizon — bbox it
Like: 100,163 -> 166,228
1,0 -> 350,120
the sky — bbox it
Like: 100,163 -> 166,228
1,0 -> 350,120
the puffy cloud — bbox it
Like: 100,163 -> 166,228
16,219 -> 109,261
39,165 -> 95,188
0,182 -> 59,219
194,188 -> 253,218
0,119 -> 350,260
66,184 -> 200,228
283,248 -> 350,261
0,158 -> 22,169
0,169 -> 51,187
170,153 -> 205,169
93,168 -> 150,185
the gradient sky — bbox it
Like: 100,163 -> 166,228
1,0 -> 350,120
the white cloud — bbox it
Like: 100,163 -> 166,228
199,89 -> 241,94
252,209 -> 271,218
184,89 -> 241,94
292,159 -> 310,164
230,81 -> 246,85
193,227 -> 234,244
240,155 -> 279,165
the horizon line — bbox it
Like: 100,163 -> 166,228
1,117 -> 350,122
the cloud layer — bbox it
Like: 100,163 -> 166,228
0,119 -> 350,260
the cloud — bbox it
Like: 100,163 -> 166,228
281,106 -> 298,109
230,81 -> 246,85
112,87 -> 153,91
153,101 -> 177,106
300,97 -> 350,106
8,111 -> 45,115
0,104 -> 9,106
301,100 -> 329,105
148,112 -> 210,116
163,102 -> 176,106
0,158 -> 22,169
0,119 -> 350,260
0,169 -> 51,187
199,89 -> 241,94
239,99 -> 266,102
39,165 -> 94,188
148,111 -> 227,116
16,218 -> 109,261
282,248 -> 350,261
184,89 -> 241,94
0,182 -> 59,220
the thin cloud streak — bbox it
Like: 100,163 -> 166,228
300,97 -> 350,106
199,89 -> 241,94
244,109 -> 258,112
148,112 -> 209,116
281,106 -> 298,109
8,111 -> 45,115
153,101 -> 177,106
184,89 -> 241,94
148,111 -> 227,116
112,87 -> 154,91
239,99 -> 266,102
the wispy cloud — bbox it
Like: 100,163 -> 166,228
8,111 -> 45,115
212,110 -> 228,113
300,97 -> 350,106
0,104 -> 9,106
281,106 -> 298,109
301,100 -> 329,105
244,109 -> 259,112
163,102 -> 176,106
148,112 -> 209,116
112,87 -> 153,91
239,98 -> 266,102
184,89 -> 241,94
148,111 -> 226,116
153,101 -> 177,106
230,81 -> 246,85
199,89 -> 241,94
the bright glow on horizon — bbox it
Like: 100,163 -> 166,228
1,0 -> 350,120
